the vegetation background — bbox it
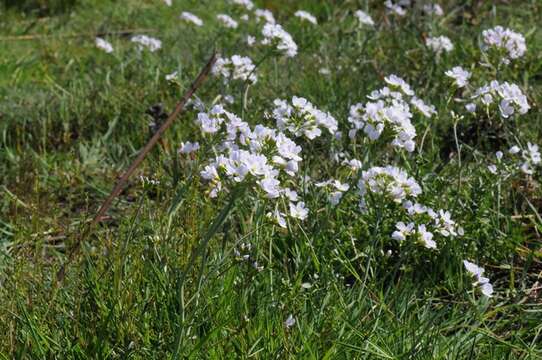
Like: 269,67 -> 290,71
1,0 -> 541,358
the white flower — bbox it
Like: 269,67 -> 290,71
349,76 -> 430,152
178,141 -> 200,154
358,166 -> 422,205
480,283 -> 494,297
315,180 -> 349,206
201,164 -> 219,181
95,37 -> 113,53
496,82 -> 530,117
295,10 -> 317,25
425,36 -> 454,54
255,8 -> 276,24
284,314 -> 296,328
314,180 -> 332,188
272,97 -> 337,139
180,12 -> 203,26
482,26 -> 526,63
385,0 -> 407,16
488,164 -> 498,174
261,23 -> 298,58
392,221 -> 414,241
342,158 -> 362,171
198,107 -> 310,201
432,209 -> 459,237
319,67 -> 331,75
217,14 -> 238,29
445,66 -> 471,88
165,70 -> 178,81
463,260 -> 484,278
223,95 -> 235,104
472,81 -> 529,118
526,143 -> 540,163
258,177 -> 282,198
410,97 -> 436,118
385,74 -> 414,96
509,145 -> 521,154
332,180 -> 350,192
329,191 -> 344,206
275,133 -> 302,161
213,55 -> 257,84
463,260 -> 494,297
403,201 -> 428,215
268,209 -> 287,228
465,103 -> 477,113
196,105 -> 225,134
230,0 -> 254,10
520,142 -> 541,174
140,176 -> 160,186
131,35 -> 162,52
354,10 -> 374,26
282,188 -> 298,202
417,224 -> 436,249
289,202 -> 308,220
246,35 -> 256,46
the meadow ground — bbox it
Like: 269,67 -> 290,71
1,0 -> 542,358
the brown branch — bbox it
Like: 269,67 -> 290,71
56,51 -> 217,281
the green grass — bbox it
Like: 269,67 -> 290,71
1,0 -> 542,358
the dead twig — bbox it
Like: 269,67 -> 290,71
56,51 -> 217,281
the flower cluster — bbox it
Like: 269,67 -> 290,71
463,260 -> 494,297
487,143 -> 541,177
255,9 -> 276,24
230,0 -> 253,10
131,35 -> 162,52
217,14 -> 238,29
392,222 -> 436,249
482,26 -> 526,64
155,2 -> 533,302
425,36 -> 454,54
195,105 -> 308,227
165,71 -> 178,81
391,200 -> 463,249
294,10 -> 317,25
518,143 -> 541,174
354,10 -> 374,26
445,66 -> 471,88
212,55 -> 257,84
272,96 -> 338,140
342,158 -> 362,172
261,23 -> 298,58
178,141 -> 200,154
180,11 -> 203,26
348,75 -> 435,152
468,81 -> 530,118
95,37 -> 113,53
357,166 -> 421,211
385,0 -> 409,17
